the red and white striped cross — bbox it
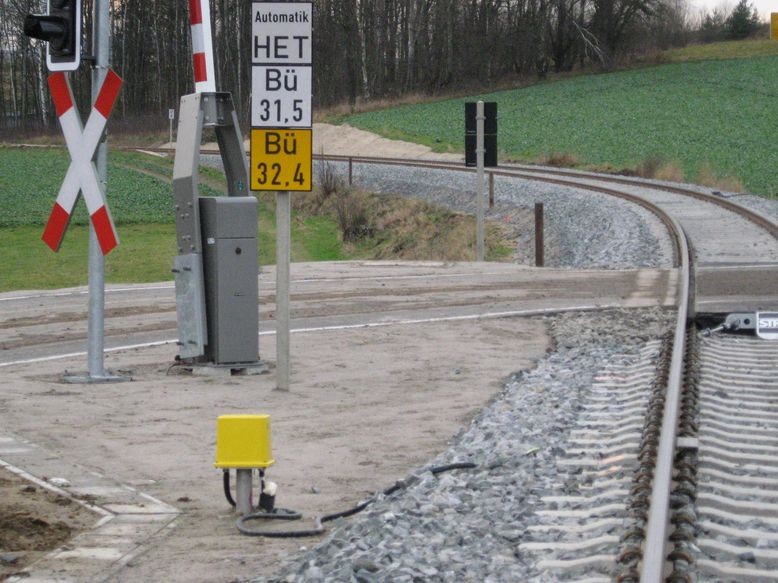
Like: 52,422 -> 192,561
189,0 -> 216,93
42,70 -> 123,255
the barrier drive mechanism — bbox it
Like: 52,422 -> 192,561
171,0 -> 266,374
171,93 -> 263,371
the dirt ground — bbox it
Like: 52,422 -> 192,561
190,122 -> 462,162
1,311 -> 550,582
0,467 -> 95,581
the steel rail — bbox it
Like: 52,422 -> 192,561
497,163 -> 778,240
640,214 -> 692,582
314,154 -> 684,268
138,145 -> 771,579
314,153 -> 778,239
134,146 -> 777,239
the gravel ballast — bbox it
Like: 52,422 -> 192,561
201,155 -> 674,269
333,161 -> 673,269
256,308 -> 673,583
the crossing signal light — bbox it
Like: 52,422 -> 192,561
23,0 -> 81,72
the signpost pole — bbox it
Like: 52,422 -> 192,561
251,1 -> 314,391
276,191 -> 291,391
476,100 -> 485,262
86,0 -> 109,380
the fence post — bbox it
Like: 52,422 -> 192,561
535,202 -> 544,267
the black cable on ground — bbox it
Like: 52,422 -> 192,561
429,462 -> 477,475
223,470 -> 236,508
235,462 -> 477,538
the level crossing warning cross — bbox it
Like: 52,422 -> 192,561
43,70 -> 122,255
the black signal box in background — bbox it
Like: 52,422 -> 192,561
465,134 -> 497,167
465,102 -> 497,167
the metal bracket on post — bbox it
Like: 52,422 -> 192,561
172,92 -> 265,374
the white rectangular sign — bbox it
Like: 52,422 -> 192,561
251,65 -> 311,127
252,3 -> 313,65
251,1 -> 313,193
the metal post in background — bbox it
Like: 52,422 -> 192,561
169,108 -> 174,145
476,101 -> 485,262
276,192 -> 291,391
489,172 -> 494,209
348,157 -> 353,186
535,202 -> 544,267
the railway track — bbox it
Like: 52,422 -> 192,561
8,148 -> 778,579
312,154 -> 778,579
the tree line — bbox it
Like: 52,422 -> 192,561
0,0 -> 767,133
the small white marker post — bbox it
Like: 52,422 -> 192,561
168,108 -> 175,145
476,100 -> 485,262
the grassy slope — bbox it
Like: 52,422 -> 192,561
338,42 -> 778,197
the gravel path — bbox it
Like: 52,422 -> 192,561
254,308 -> 673,583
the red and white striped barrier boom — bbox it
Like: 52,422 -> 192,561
42,71 -> 123,255
189,0 -> 216,92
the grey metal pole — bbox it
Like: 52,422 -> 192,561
476,101 -> 485,262
87,0 -> 110,379
235,469 -> 253,515
276,192 -> 291,391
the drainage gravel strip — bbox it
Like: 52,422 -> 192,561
254,308 -> 674,583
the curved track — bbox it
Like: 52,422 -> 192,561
315,153 -> 778,580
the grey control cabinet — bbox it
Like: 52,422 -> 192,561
200,197 -> 259,364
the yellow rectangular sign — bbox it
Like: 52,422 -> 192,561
773,13 -> 778,40
250,128 -> 312,192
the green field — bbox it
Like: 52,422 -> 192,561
0,147 -> 348,291
338,53 -> 778,197
0,148 -> 509,291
